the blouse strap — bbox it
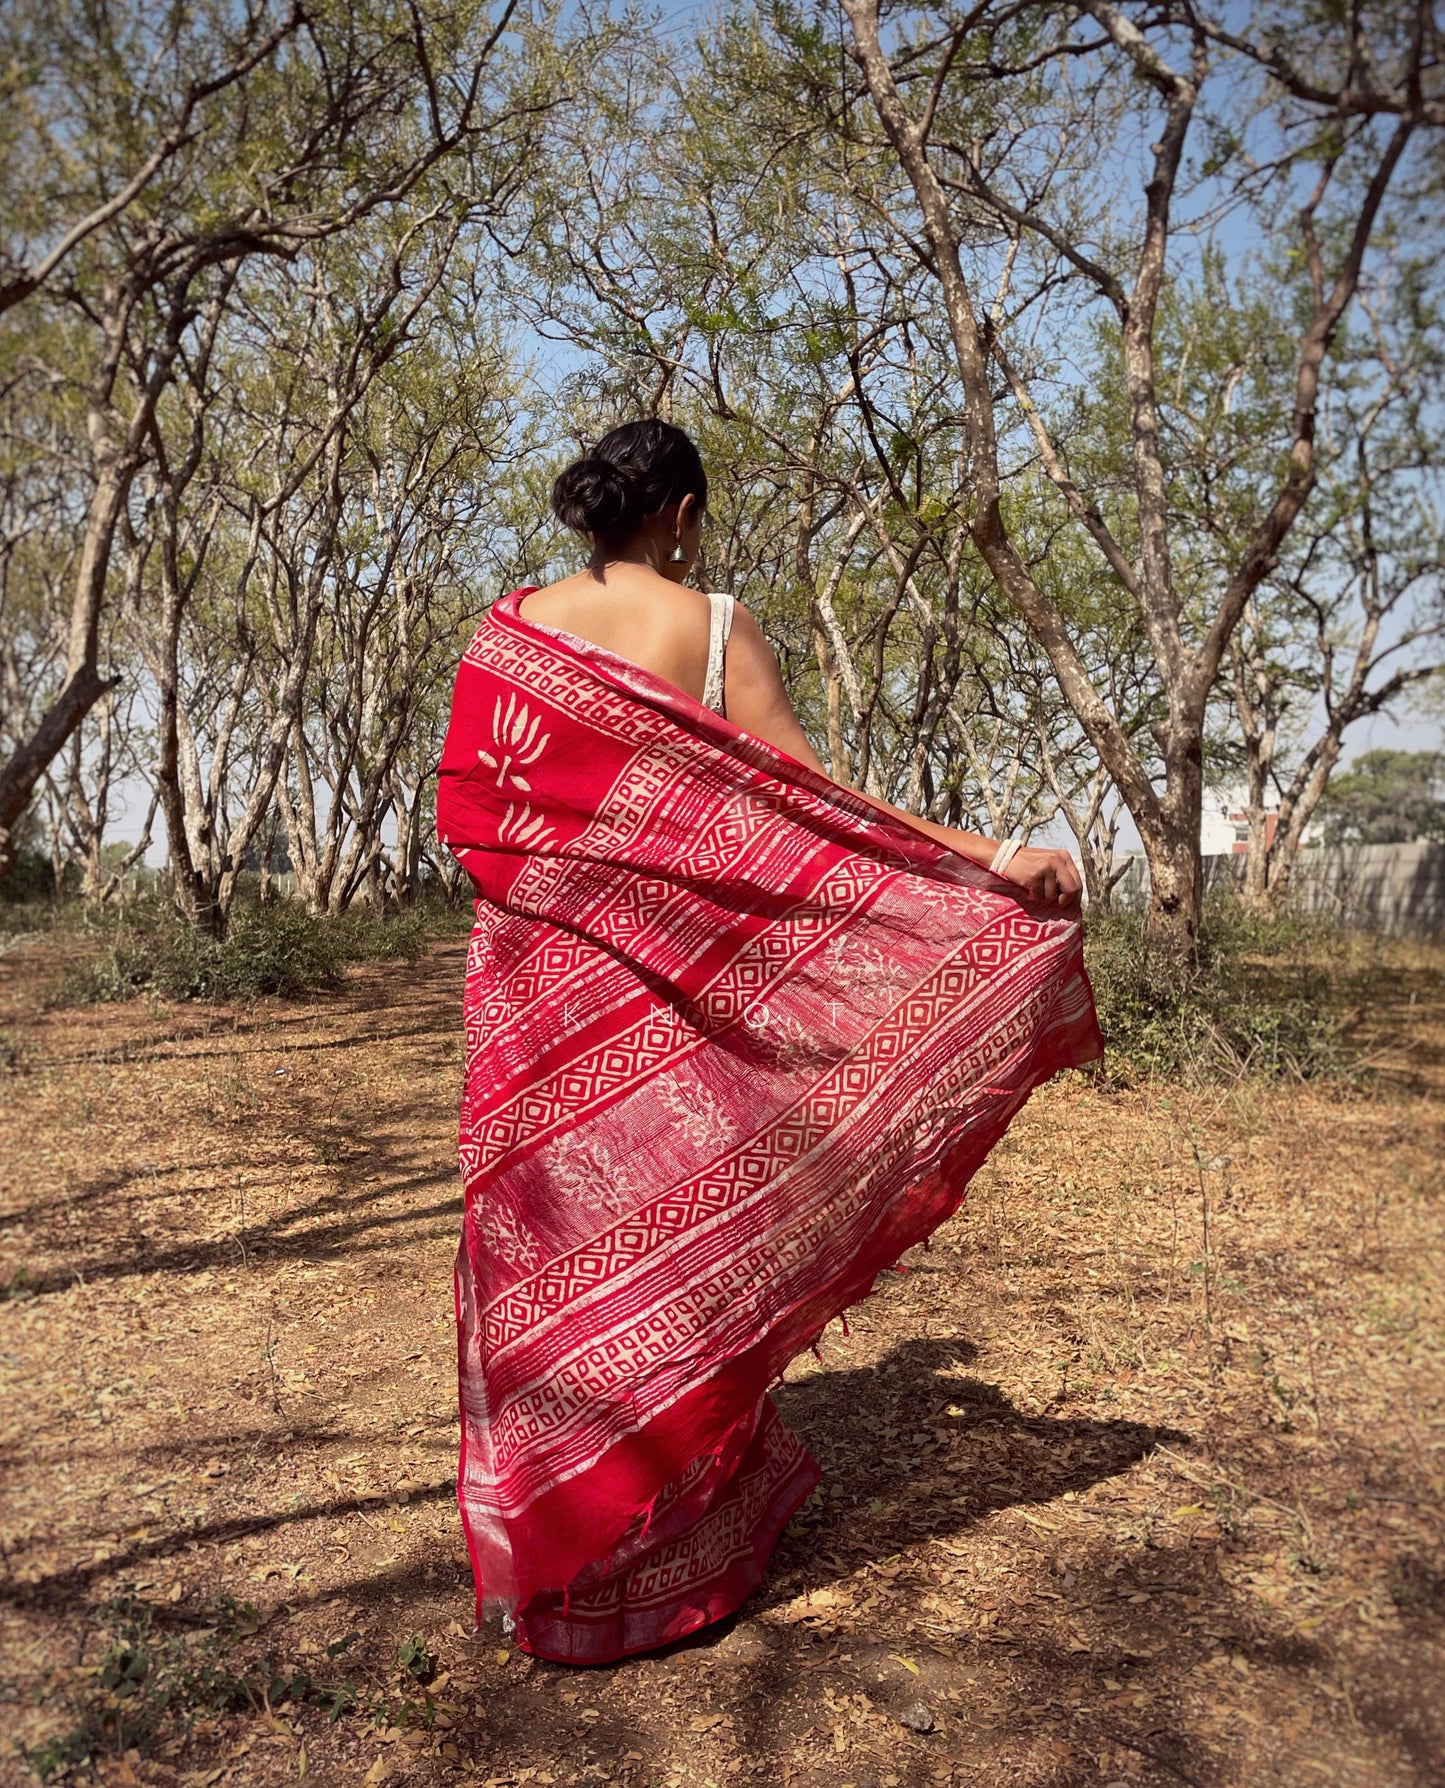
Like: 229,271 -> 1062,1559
702,591 -> 734,716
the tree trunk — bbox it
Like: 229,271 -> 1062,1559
842,0 -> 1198,942
0,454 -> 133,881
1242,803 -> 1271,908
811,621 -> 851,784
1138,810 -> 1203,952
1267,734 -> 1344,901
258,810 -> 279,905
152,534 -> 223,936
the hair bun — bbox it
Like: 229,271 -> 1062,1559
551,420 -> 708,545
551,454 -> 638,537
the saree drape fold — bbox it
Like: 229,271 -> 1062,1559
437,587 -> 1103,1664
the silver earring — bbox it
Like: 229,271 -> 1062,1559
668,540 -> 689,563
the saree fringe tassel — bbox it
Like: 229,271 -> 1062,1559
437,587 -> 1103,1665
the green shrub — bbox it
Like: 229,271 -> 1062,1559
0,846 -> 60,905
20,1589 -> 261,1778
19,1586 -> 373,1780
330,903 -> 436,964
54,892 -> 441,1007
1084,891 -> 1353,1083
0,849 -> 73,959
219,902 -> 351,998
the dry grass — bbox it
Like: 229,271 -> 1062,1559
0,931 -> 1441,1788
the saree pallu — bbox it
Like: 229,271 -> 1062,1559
437,587 -> 1103,1664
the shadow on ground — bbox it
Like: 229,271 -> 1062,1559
768,1335 -> 1185,1586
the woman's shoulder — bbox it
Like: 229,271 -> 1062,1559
519,574 -> 712,631
512,572 -> 591,622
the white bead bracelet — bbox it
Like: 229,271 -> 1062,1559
989,835 -> 1023,876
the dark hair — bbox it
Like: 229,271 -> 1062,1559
552,419 -> 708,544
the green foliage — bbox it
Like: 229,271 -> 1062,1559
20,1589 -> 262,1779
1317,749 -> 1445,846
6,0 -> 1441,944
1085,892 -> 1353,1083
17,1588 -> 395,1780
0,846 -> 57,904
53,894 -> 445,1007
396,1634 -> 438,1685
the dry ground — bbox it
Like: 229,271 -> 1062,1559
1,928 -> 1442,1788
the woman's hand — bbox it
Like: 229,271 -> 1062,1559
1001,846 -> 1082,910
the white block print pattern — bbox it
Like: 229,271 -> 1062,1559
479,692 -> 550,792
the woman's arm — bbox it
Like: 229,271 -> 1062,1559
722,601 -> 1082,910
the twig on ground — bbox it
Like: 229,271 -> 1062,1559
1189,1142 -> 1216,1373
263,1317 -> 286,1416
1300,1308 -> 1327,1435
1154,1445 -> 1316,1547
1100,1725 -> 1206,1786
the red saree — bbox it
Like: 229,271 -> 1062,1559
436,587 -> 1102,1664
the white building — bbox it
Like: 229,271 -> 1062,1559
1200,785 -> 1254,856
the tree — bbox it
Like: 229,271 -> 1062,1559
275,285 -> 533,917
506,11 -> 1132,841
1220,246 -> 1445,901
833,0 -> 1443,947
0,1 -> 303,318
0,0 -> 539,887
1317,748 -> 1445,845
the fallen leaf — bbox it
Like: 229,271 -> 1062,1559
889,1654 -> 921,1675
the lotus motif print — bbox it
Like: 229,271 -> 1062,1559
478,692 -> 549,792
498,801 -> 557,850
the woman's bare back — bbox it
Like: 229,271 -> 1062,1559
518,569 -> 718,709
